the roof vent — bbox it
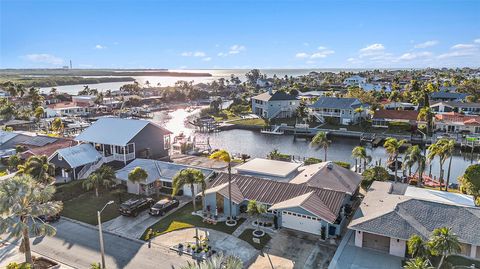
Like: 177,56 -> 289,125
326,162 -> 333,170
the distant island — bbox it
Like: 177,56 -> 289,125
0,69 -> 213,77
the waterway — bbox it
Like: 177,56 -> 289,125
156,108 -> 480,184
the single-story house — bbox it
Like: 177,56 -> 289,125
430,101 -> 480,115
309,97 -> 368,125
204,162 -> 361,238
372,109 -> 423,128
49,143 -> 103,181
434,112 -> 480,134
251,90 -> 299,119
75,117 -> 172,164
348,181 -> 480,259
383,102 -> 418,111
430,92 -> 468,102
234,158 -> 301,182
115,158 -> 215,196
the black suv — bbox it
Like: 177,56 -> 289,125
149,199 -> 179,216
119,197 -> 155,217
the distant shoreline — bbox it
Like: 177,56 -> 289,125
0,69 -> 213,77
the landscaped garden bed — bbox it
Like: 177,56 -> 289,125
141,202 -> 245,240
238,229 -> 271,250
170,242 -> 218,261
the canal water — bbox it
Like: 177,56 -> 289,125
156,108 -> 480,184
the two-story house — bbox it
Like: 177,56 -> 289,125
251,90 -> 299,119
309,97 -> 367,125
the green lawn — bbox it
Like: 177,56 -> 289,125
444,255 -> 480,268
229,118 -> 266,126
61,189 -> 156,225
238,229 -> 272,250
141,202 -> 245,240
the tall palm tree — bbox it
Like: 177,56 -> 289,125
17,155 -> 55,185
427,139 -> 453,190
403,145 -> 424,179
418,107 -> 433,137
172,168 -> 205,212
443,139 -> 455,192
351,146 -> 370,172
404,258 -> 434,269
82,166 -> 116,197
310,131 -> 330,162
407,234 -> 429,259
0,175 -> 63,265
428,227 -> 460,269
384,138 -> 406,181
209,150 -> 233,218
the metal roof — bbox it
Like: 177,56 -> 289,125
75,117 -> 172,146
252,91 -> 297,102
0,131 -> 19,144
21,135 -> 58,147
55,144 -> 102,168
310,97 -> 362,109
235,158 -> 301,178
115,158 -> 215,184
208,173 -> 347,223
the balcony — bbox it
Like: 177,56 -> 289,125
312,111 -> 341,117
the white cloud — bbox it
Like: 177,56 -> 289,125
451,44 -> 475,50
22,54 -> 63,65
295,46 -> 334,60
398,51 -> 433,61
181,51 -> 206,57
95,44 -> 106,49
359,43 -> 385,55
217,52 -> 227,57
295,52 -> 309,59
228,45 -> 246,55
202,57 -> 212,62
414,40 -> 438,49
475,38 -> 480,44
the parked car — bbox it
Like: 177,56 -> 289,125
149,198 -> 179,216
38,213 -> 61,223
119,197 -> 155,217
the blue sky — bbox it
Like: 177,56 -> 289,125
1,0 -> 479,69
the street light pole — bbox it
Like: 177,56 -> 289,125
98,200 -> 114,269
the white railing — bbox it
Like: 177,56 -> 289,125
77,157 -> 104,179
270,107 -> 294,119
309,111 -> 325,123
313,111 -> 341,117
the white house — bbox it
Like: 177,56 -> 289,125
343,75 -> 366,86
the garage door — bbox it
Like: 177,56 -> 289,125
281,211 -> 322,235
363,232 -> 390,253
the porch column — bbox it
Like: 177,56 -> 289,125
470,245 -> 477,259
124,146 -> 127,165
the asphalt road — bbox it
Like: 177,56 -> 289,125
24,219 -> 190,269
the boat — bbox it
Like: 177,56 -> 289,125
260,125 -> 284,135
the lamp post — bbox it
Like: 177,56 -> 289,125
98,200 -> 114,269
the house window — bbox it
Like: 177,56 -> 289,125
58,155 -> 63,161
164,135 -> 171,150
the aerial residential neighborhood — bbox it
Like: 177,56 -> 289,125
1,0 -> 480,269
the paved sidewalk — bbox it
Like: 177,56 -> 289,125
0,241 -> 75,269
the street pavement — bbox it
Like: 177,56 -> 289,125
3,218 -> 190,269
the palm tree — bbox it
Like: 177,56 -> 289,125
428,227 -> 460,269
443,139 -> 455,192
0,174 -> 63,265
17,155 -> 55,185
407,234 -> 429,258
247,200 -> 267,234
128,167 -> 148,184
181,253 -> 243,269
384,138 -> 406,181
427,139 -> 454,190
82,166 -> 116,197
403,145 -> 424,179
351,146 -> 370,173
209,150 -> 233,218
404,257 -> 434,269
51,117 -> 64,134
418,107 -> 433,136
172,168 -> 205,212
310,131 -> 330,161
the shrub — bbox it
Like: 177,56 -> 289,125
459,164 -> 480,197
388,121 -> 411,132
304,157 -> 322,165
334,161 -> 350,169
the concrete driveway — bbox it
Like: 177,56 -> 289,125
153,227 -> 259,265
250,229 -> 337,269
102,210 -> 161,239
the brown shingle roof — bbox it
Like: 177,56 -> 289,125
21,139 -> 76,159
208,173 -> 347,223
373,109 -> 419,121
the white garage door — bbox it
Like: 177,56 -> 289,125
363,232 -> 390,253
282,211 -> 322,235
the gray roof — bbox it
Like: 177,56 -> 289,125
115,158 -> 215,184
430,92 -> 467,100
0,131 -> 32,150
290,162 -> 362,195
441,101 -> 480,108
310,97 -> 362,109
75,117 -> 172,146
20,136 -> 58,147
54,144 -> 102,168
252,91 -> 297,102
349,181 -> 480,245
